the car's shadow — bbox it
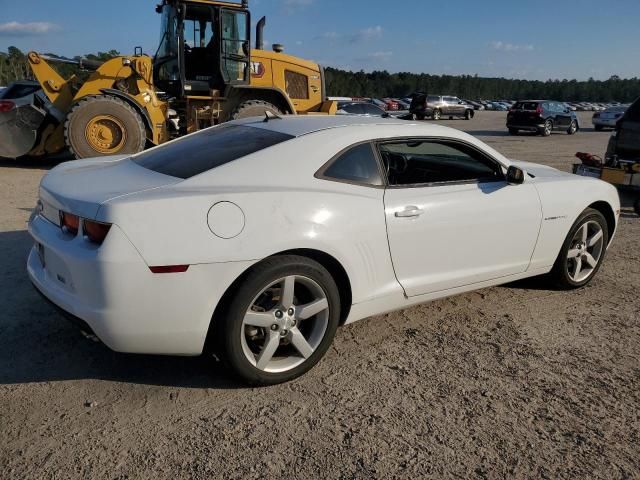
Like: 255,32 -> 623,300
0,152 -> 72,170
0,229 -> 244,389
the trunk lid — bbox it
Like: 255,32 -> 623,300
40,156 -> 181,219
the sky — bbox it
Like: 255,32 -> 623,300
1,0 -> 639,81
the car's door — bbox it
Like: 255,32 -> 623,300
380,138 -> 542,296
443,96 -> 459,115
553,102 -> 571,128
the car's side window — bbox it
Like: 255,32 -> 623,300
320,143 -> 383,186
378,139 -> 505,186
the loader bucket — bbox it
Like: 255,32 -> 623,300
0,97 -> 47,159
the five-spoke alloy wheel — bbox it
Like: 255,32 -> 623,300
217,255 -> 340,385
550,208 -> 609,288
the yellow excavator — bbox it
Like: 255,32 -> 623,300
3,0 -> 336,159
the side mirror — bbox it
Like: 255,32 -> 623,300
506,165 -> 525,185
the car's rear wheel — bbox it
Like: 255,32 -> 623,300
540,119 -> 553,136
567,120 -> 578,135
549,208 -> 608,289
416,114 -> 425,121
432,109 -> 441,120
217,255 -> 340,385
508,128 -> 519,135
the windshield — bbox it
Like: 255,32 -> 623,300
132,125 -> 294,179
154,5 -> 180,85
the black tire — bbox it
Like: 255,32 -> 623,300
539,119 -> 553,136
549,208 -> 608,289
416,114 -> 425,121
567,119 -> 578,135
464,109 -> 474,120
432,109 -> 441,120
229,99 -> 283,120
594,124 -> 604,131
64,95 -> 147,159
216,255 -> 341,385
634,198 -> 640,216
508,128 -> 519,135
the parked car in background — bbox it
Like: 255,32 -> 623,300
507,100 -> 579,136
337,101 -> 388,117
0,80 -> 50,159
593,105 -> 628,131
606,96 -> 640,161
463,100 -> 485,111
371,98 -> 388,110
383,98 -> 400,111
409,94 -> 474,120
393,99 -> 411,110
491,102 -> 509,111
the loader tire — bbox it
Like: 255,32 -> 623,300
229,100 -> 283,120
65,95 -> 147,159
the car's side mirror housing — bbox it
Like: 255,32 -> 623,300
506,165 -> 525,185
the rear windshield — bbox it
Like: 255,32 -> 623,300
1,83 -> 40,99
512,102 -> 539,111
132,125 -> 294,179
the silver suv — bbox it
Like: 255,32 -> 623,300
428,95 -> 475,120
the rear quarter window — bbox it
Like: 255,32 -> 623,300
132,125 -> 294,179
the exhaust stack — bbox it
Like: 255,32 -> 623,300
256,16 -> 266,50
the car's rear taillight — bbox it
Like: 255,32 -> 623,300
535,106 -> 543,114
0,100 -> 15,112
83,220 -> 112,244
60,212 -> 80,235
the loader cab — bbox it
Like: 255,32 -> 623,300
154,1 -> 250,97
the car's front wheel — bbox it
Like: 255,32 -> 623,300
464,109 -> 474,120
550,208 -> 608,289
217,255 -> 340,385
567,120 -> 578,135
432,109 -> 441,120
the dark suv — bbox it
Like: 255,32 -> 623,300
506,100 -> 579,136
606,96 -> 640,161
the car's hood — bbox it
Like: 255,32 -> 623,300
509,160 -> 572,178
40,156 -> 181,219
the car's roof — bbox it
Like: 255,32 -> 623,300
230,114 -> 427,137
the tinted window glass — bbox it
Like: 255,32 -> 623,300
340,103 -> 364,114
361,104 -> 383,115
133,125 -> 293,179
427,95 -> 440,102
512,102 -> 539,111
444,97 -> 459,104
379,140 -> 503,186
1,83 -> 40,99
323,143 -> 382,186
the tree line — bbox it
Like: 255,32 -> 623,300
325,68 -> 640,102
0,46 -> 121,87
2,46 -> 638,102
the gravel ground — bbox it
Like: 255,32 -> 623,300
1,112 -> 639,479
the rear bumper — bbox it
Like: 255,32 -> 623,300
592,118 -> 617,127
507,123 -> 543,131
27,213 -> 255,355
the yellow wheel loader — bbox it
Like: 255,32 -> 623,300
2,0 -> 336,159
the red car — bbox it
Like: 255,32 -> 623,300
383,98 -> 400,111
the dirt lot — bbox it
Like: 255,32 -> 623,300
1,112 -> 639,479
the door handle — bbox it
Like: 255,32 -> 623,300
395,206 -> 423,218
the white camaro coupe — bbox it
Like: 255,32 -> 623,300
28,116 -> 620,384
